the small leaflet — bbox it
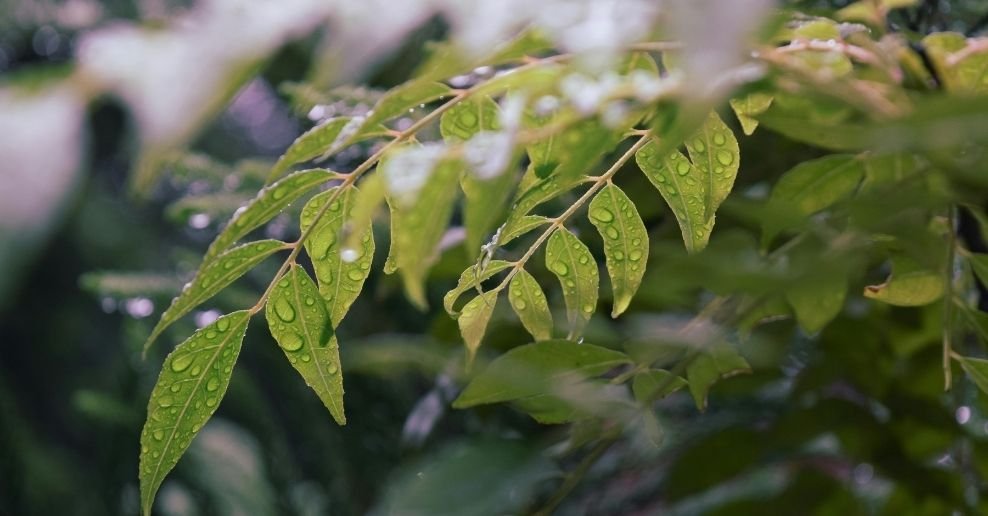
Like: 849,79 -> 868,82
588,184 -> 649,317
508,268 -> 553,341
545,228 -> 599,339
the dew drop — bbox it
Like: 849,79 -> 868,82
158,396 -> 174,408
614,251 -> 625,260
715,149 -> 734,166
272,186 -> 288,200
205,396 -> 218,408
582,304 -> 594,313
552,262 -> 569,275
327,363 -> 339,374
216,317 -> 230,332
713,133 -> 726,145
591,207 -> 614,222
171,354 -> 194,373
169,384 -> 181,393
578,255 -> 589,264
190,365 -> 202,377
274,298 -> 296,322
301,353 -> 311,363
676,161 -> 690,175
280,332 -> 304,351
347,269 -> 364,281
341,248 -> 359,263
629,250 -> 643,261
692,139 -> 706,152
205,377 -> 220,392
304,297 -> 315,306
205,330 -> 217,339
152,430 -> 165,441
605,226 -> 619,239
514,299 -> 528,310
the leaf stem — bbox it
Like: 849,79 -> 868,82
944,206 -> 958,390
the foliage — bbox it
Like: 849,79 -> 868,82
7,0 -> 988,514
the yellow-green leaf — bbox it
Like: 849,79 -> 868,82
140,310 -> 249,516
458,291 -> 498,365
265,265 -> 345,425
440,96 -> 500,143
588,184 -> 649,317
545,228 -> 599,339
361,81 -> 452,134
341,174 -> 387,265
267,118 -> 386,184
729,93 -> 773,135
508,268 -> 553,341
684,111 -> 740,221
300,186 -> 375,327
636,140 -> 713,253
864,255 -> 944,306
144,240 -> 287,354
206,169 -> 339,261
444,260 -> 513,315
498,215 -> 551,246
686,344 -> 751,411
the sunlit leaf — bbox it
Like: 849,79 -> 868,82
588,184 -> 649,317
444,260 -> 513,315
686,344 -> 751,411
140,311 -> 249,516
361,81 -> 452,134
390,160 -> 461,308
453,340 -> 631,408
205,169 -> 339,262
458,291 -> 498,365
545,228 -> 599,339
957,355 -> 988,395
265,265 -> 345,425
300,186 -> 375,327
508,268 -> 553,341
729,93 -> 773,135
636,140 -> 713,253
267,117 -> 387,184
144,240 -> 287,354
864,255 -> 944,306
632,370 -> 688,403
685,111 -> 740,221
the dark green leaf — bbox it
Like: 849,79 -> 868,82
958,356 -> 988,395
686,344 -> 751,411
265,265 -> 345,425
632,370 -> 688,403
140,311 -> 249,515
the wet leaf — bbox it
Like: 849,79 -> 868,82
632,370 -> 688,403
444,260 -> 513,315
144,240 -> 287,354
684,111 -> 740,221
588,184 -> 649,317
300,186 -> 375,327
864,255 -> 944,306
206,169 -> 339,262
268,118 -> 386,183
440,96 -> 500,143
686,344 -> 751,411
497,215 -> 551,246
361,81 -> 452,134
140,311 -> 249,516
545,228 -> 599,339
508,268 -> 553,341
265,265 -> 345,425
505,164 -> 584,225
729,93 -> 773,135
636,140 -> 713,253
458,291 -> 498,365
453,340 -> 630,408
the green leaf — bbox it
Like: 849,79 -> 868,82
472,64 -> 564,98
864,255 -> 944,306
729,93 -> 773,135
267,118 -> 386,183
205,169 -> 339,262
140,310 -> 250,515
527,118 -> 620,182
341,174 -> 387,260
444,260 -> 513,315
763,154 -> 864,245
440,96 -> 500,143
756,109 -> 869,151
265,265 -> 345,425
588,184 -> 649,317
686,344 -> 751,411
786,275 -> 848,334
361,81 -> 452,134
968,253 -> 988,288
144,240 -> 287,354
632,370 -> 688,403
505,164 -> 583,226
497,215 -> 551,246
957,355 -> 988,395
924,32 -> 988,94
300,186 -> 375,327
636,140 -> 713,253
861,153 -> 922,191
390,160 -> 461,309
545,228 -> 599,339
458,291 -> 498,365
508,268 -> 553,341
684,111 -> 740,221
453,340 -> 631,408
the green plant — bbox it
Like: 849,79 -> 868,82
108,2 -> 988,513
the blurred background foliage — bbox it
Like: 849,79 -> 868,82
5,0 -> 988,515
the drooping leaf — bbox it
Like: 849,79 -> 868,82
458,291 -> 498,365
267,117 -> 386,183
756,109 -> 869,151
729,93 -> 773,135
444,260 -> 513,315
140,311 -> 250,515
361,81 -> 452,135
144,240 -> 287,354
265,265 -> 345,425
636,140 -> 713,253
545,228 -> 599,339
684,111 -> 740,221
864,255 -> 944,306
786,274 -> 848,334
957,355 -> 988,395
300,186 -> 375,327
588,184 -> 649,317
205,169 -> 339,262
632,370 -> 688,404
497,215 -> 551,246
390,160 -> 461,308
508,268 -> 553,341
860,153 -> 922,191
453,340 -> 631,408
686,344 -> 751,411
763,154 -> 865,245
